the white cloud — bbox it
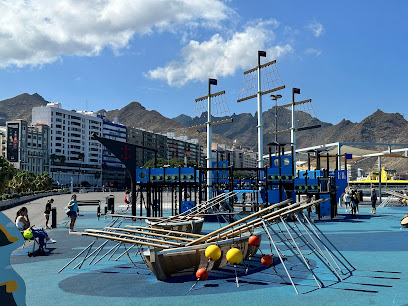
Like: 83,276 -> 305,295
307,20 -> 325,37
305,48 -> 322,57
147,21 -> 293,86
0,0 -> 231,68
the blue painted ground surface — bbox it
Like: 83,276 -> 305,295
11,205 -> 408,306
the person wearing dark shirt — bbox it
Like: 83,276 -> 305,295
44,198 -> 54,229
370,188 -> 378,214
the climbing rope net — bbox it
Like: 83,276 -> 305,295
237,60 -> 285,103
193,90 -> 232,122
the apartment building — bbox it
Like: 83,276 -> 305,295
127,127 -> 167,167
166,132 -> 203,167
99,115 -> 127,187
32,103 -> 102,186
5,120 -> 50,174
127,128 -> 204,168
210,143 -> 258,169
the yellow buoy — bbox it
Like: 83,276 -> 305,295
205,245 -> 221,261
226,248 -> 242,265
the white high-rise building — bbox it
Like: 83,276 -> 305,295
32,103 -> 102,187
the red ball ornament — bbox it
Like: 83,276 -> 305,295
248,235 -> 261,247
261,254 -> 273,266
196,268 -> 208,281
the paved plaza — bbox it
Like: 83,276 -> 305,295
2,193 -> 408,305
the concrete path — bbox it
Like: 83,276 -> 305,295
2,192 -> 123,229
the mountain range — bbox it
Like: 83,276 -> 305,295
1,93 -> 407,173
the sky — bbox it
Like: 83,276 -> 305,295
0,0 -> 407,125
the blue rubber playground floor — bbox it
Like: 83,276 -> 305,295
10,204 -> 408,306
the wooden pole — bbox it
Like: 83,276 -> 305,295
125,225 -> 202,238
85,229 -> 182,246
81,232 -> 171,249
185,199 -> 291,246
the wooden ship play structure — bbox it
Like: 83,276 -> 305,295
60,51 -> 353,294
60,196 -> 355,294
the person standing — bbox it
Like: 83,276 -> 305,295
44,198 -> 54,229
371,188 -> 378,214
67,194 -> 79,232
343,191 -> 351,213
350,190 -> 357,215
124,189 -> 131,205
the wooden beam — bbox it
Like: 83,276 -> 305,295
185,199 -> 291,246
237,85 -> 285,103
85,229 -> 181,246
126,225 -> 203,238
106,227 -> 194,242
209,199 -> 310,242
195,90 -> 226,102
276,99 -> 312,109
243,60 -> 277,75
215,199 -> 320,241
81,232 -> 170,249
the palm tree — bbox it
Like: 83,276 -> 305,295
77,152 -> 85,186
0,156 -> 16,194
50,153 -> 58,165
58,155 -> 66,165
34,172 -> 52,191
9,170 -> 35,193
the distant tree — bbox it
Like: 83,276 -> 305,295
50,153 -> 58,165
9,170 -> 36,193
0,157 -> 16,194
58,155 -> 66,165
34,172 -> 52,191
143,158 -> 198,168
233,170 -> 254,179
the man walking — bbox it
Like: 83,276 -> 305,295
371,188 -> 378,214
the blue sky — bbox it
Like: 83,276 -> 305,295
0,0 -> 407,124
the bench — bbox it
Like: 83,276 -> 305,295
77,200 -> 102,219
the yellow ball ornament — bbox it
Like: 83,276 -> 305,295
23,229 -> 33,240
226,248 -> 242,265
205,245 -> 221,261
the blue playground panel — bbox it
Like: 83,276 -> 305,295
149,168 -> 164,182
268,189 -> 287,203
180,201 -> 195,213
164,168 -> 179,182
136,169 -> 149,183
319,193 -> 332,217
179,167 -> 195,182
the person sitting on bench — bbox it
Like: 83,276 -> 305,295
15,207 -> 56,252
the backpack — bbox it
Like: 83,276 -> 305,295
64,206 -> 71,215
124,194 -> 130,204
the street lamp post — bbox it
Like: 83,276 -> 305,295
270,94 -> 282,155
